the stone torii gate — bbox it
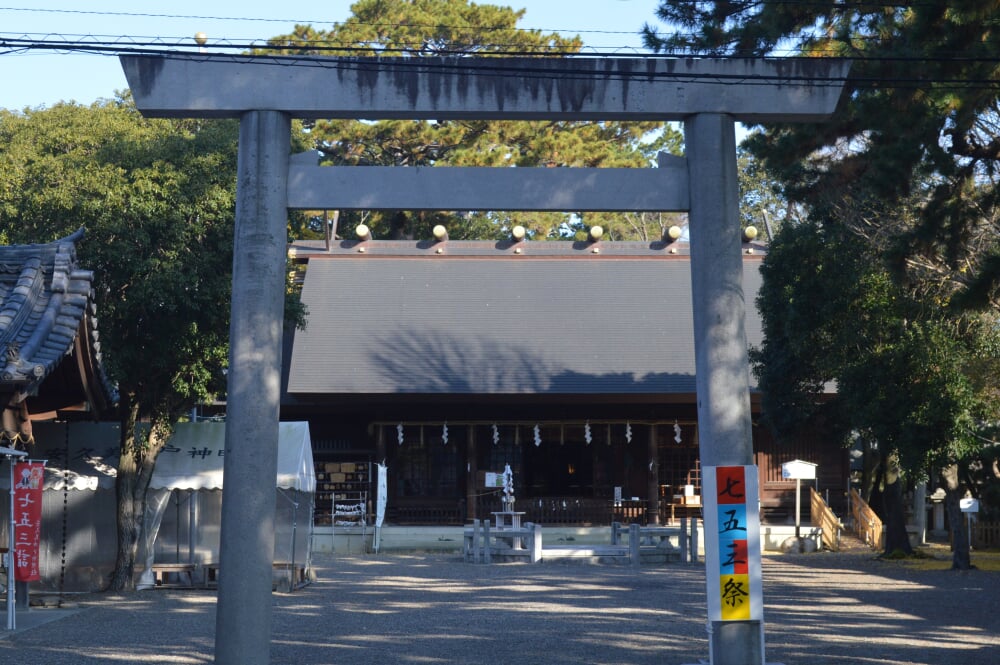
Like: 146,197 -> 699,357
121,54 -> 848,665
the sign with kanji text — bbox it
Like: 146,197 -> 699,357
703,465 -> 763,623
13,461 -> 45,582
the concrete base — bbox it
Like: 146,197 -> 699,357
760,525 -> 823,552
314,525 -> 702,556
314,524 -> 821,556
312,526 -> 372,555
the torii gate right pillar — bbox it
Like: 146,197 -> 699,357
687,112 -> 767,665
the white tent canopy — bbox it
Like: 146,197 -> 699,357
141,421 -> 316,588
151,421 -> 316,491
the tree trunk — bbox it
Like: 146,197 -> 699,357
108,399 -> 173,591
109,399 -> 142,591
940,464 -> 972,570
881,453 -> 913,556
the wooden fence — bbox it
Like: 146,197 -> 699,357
388,500 -> 465,525
810,487 -> 842,552
848,488 -> 883,551
475,496 -> 650,526
972,521 -> 1000,549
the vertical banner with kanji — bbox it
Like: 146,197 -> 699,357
703,465 -> 763,623
13,461 -> 45,582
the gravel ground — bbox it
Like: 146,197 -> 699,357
0,548 -> 996,664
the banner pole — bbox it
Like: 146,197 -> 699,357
7,457 -> 14,630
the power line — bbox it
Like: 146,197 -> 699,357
6,35 -> 1000,66
3,35 -> 1000,92
0,5 -> 647,40
14,42 -> 997,91
0,36 -> 645,58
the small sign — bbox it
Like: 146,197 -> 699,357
781,459 -> 817,480
484,472 -> 504,488
960,498 -> 979,513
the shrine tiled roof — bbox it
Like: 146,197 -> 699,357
286,238 -> 765,399
0,228 -> 115,413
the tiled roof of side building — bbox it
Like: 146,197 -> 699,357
0,228 -> 116,417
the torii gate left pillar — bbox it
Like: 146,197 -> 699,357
121,53 -> 848,665
217,110 -> 290,664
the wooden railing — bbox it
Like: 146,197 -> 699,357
810,487 -> 841,552
848,489 -> 883,551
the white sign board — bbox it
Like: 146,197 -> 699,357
960,498 -> 979,513
781,459 -> 817,480
484,472 -> 504,488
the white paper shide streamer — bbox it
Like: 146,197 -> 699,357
533,424 -> 541,447
397,423 -> 404,445
502,463 -> 515,509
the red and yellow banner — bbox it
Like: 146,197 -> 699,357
13,461 -> 44,582
703,465 -> 762,623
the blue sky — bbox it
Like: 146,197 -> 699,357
0,1 -> 665,111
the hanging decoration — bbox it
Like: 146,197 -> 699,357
674,420 -> 682,444
502,463 -> 515,509
533,424 -> 541,447
396,423 -> 404,445
625,421 -> 632,443
584,420 -> 592,445
492,423 -> 500,445
442,421 -> 449,445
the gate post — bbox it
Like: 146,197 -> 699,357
215,109 -> 291,665
686,113 -> 765,665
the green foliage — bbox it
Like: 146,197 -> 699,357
265,0 -> 680,241
751,213 -> 1000,474
0,99 -> 238,425
649,1 -> 1000,486
645,0 -> 1000,309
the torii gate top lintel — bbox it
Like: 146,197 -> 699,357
121,54 -> 849,122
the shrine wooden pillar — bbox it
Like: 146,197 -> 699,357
647,424 -> 661,525
466,426 -> 477,521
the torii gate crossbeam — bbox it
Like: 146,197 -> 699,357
121,53 -> 848,665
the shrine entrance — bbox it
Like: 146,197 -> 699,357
121,53 -> 849,665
